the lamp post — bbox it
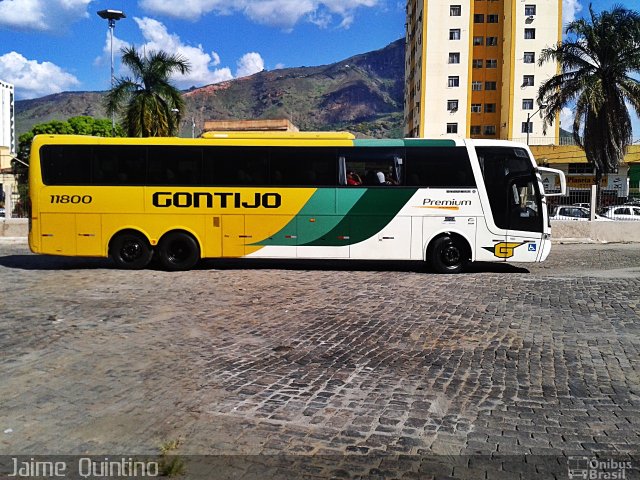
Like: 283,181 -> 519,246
526,104 -> 547,145
172,109 -> 196,137
97,9 -> 126,132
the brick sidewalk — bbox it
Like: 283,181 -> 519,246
0,243 -> 638,478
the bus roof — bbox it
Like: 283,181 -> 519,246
200,131 -> 356,140
31,133 -> 462,148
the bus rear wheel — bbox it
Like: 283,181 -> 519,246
110,231 -> 153,270
428,235 -> 468,274
158,231 -> 200,271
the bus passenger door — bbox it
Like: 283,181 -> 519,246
222,215 -> 245,257
506,177 -> 544,262
40,213 -> 76,255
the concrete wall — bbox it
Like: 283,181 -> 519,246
0,218 -> 27,237
551,221 -> 640,243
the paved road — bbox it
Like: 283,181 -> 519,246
0,242 -> 638,479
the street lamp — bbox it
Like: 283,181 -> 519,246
97,9 -> 126,132
526,103 -> 547,145
172,109 -> 196,137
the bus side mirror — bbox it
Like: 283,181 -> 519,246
537,167 -> 567,196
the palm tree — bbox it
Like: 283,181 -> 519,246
537,5 -> 640,186
106,46 -> 191,137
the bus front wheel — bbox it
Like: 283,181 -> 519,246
158,231 -> 200,271
110,231 -> 153,270
428,235 -> 468,274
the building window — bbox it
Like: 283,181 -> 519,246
484,125 -> 496,135
449,28 -> 461,40
525,28 -> 536,39
569,163 -> 594,174
522,121 -> 533,133
448,76 -> 460,87
523,75 -> 534,86
486,36 -> 498,46
447,123 -> 458,134
484,103 -> 496,113
485,81 -> 497,90
474,14 -> 485,23
473,36 -> 484,46
450,5 -> 461,16
472,81 -> 483,91
486,59 -> 497,68
471,104 -> 482,113
525,4 -> 536,16
487,14 -> 499,23
470,125 -> 481,135
524,52 -> 535,63
447,99 -> 459,111
448,52 -> 461,64
472,59 -> 483,68
522,98 -> 534,110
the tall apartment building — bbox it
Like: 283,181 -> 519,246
0,80 -> 15,154
404,0 -> 561,144
0,80 -> 15,201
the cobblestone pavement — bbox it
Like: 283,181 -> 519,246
0,242 -> 639,479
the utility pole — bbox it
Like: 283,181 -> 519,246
97,9 -> 126,134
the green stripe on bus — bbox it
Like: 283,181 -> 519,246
353,139 -> 407,147
253,188 -> 367,246
301,188 -> 417,247
403,139 -> 457,147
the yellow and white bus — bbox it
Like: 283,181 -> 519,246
28,132 -> 565,272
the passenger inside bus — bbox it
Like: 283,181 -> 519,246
347,171 -> 362,185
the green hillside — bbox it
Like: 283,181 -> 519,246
15,39 -> 405,139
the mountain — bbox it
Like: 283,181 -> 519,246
15,39 -> 405,139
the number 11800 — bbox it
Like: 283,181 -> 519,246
50,195 -> 93,204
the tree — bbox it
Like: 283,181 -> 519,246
105,46 -> 191,137
537,5 -> 640,188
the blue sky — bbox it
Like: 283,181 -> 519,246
0,0 -> 637,139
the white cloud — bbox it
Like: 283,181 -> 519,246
94,31 -> 130,67
563,0 -> 582,25
138,0 -> 379,30
109,17 -> 266,88
0,0 -> 93,32
131,17 -> 234,87
236,52 -> 265,78
0,52 -> 80,99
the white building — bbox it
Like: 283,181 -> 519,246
1,80 -> 16,212
404,0 -> 561,144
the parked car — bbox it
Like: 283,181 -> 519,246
550,205 -> 610,221
573,203 -> 591,209
601,205 -> 640,221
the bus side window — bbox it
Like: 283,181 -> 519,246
343,148 -> 403,187
40,145 -> 91,185
93,146 -> 147,185
404,147 -> 476,188
206,147 -> 269,186
269,147 -> 337,186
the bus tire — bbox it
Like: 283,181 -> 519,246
109,231 -> 153,270
158,231 -> 200,271
428,234 -> 468,274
